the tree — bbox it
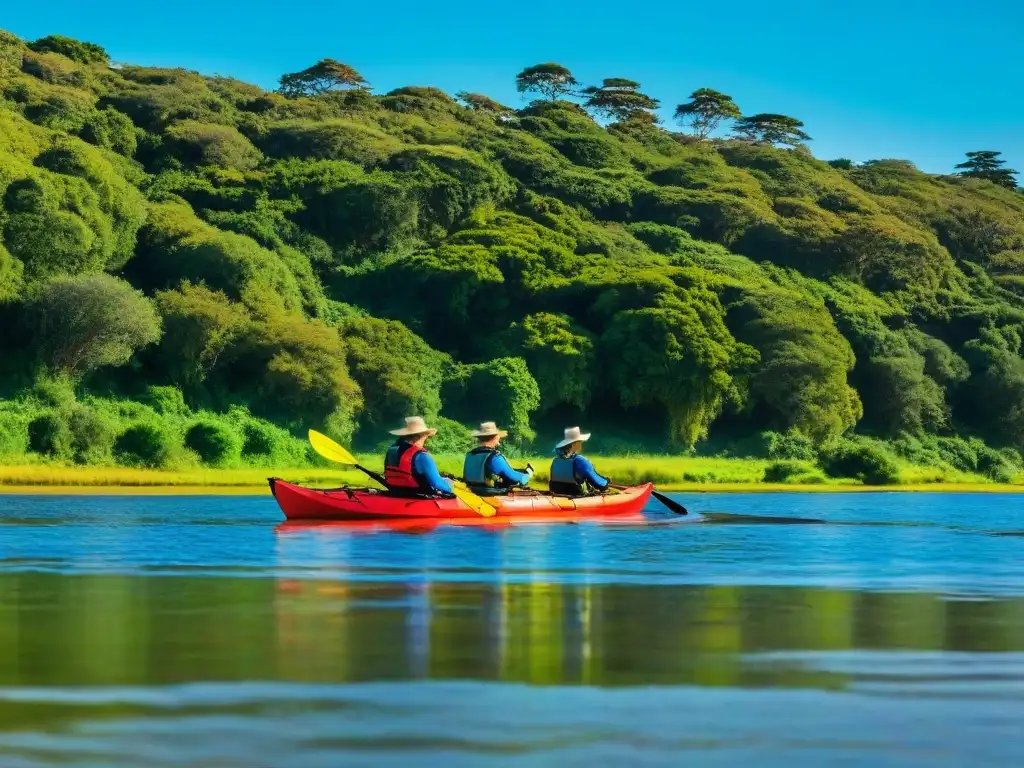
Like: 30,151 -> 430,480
733,113 -> 811,146
153,281 -> 251,387
582,78 -> 660,123
674,88 -> 741,140
28,274 -> 163,378
456,92 -> 513,117
600,291 -> 758,449
955,151 -> 1019,189
828,158 -> 855,170
443,357 -> 541,445
500,313 -> 595,409
337,314 -> 451,432
515,62 -> 579,102
278,59 -> 369,98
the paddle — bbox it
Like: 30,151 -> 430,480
651,489 -> 689,516
611,483 -> 688,515
307,429 -> 497,518
308,429 -> 389,489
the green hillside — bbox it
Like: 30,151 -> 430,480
1,30 -> 1023,481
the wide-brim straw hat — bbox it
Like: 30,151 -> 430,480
471,421 -> 508,438
389,416 -> 437,437
555,426 -> 591,449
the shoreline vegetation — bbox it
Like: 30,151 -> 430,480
2,455 -> 1022,495
2,30 -> 1024,492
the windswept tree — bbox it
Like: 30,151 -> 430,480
515,62 -> 578,102
733,113 -> 810,146
955,151 -> 1019,189
582,78 -> 660,123
456,91 -> 513,117
674,88 -> 740,140
278,58 -> 369,98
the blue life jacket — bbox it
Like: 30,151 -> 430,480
549,454 -> 584,495
463,447 -> 498,488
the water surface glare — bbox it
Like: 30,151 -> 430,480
2,491 -> 1024,766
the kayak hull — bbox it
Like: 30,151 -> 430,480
268,478 -> 654,521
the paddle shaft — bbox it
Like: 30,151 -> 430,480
611,483 -> 688,515
355,463 -> 391,490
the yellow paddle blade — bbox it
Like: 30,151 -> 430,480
308,429 -> 358,465
451,481 -> 498,517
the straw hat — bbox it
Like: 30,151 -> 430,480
389,416 -> 437,437
555,426 -> 591,449
471,421 -> 508,439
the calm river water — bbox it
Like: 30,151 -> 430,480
2,491 -> 1024,766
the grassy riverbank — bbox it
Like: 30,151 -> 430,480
2,454 -> 1022,494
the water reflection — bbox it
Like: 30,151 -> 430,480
3,573 -> 1024,692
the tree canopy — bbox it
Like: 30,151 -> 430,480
278,59 -> 369,98
733,114 -> 811,146
583,78 -> 660,123
514,63 -> 579,102
674,88 -> 741,140
955,151 -> 1019,189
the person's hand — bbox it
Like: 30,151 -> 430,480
526,463 -> 535,473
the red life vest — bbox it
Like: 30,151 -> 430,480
384,441 -> 425,489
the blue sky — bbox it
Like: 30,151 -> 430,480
5,0 -> 1022,175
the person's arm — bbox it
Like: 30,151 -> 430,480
574,455 -> 609,490
490,453 -> 532,486
414,452 -> 454,494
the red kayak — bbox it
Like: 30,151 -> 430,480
268,478 -> 654,521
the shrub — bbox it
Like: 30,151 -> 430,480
27,411 -> 73,458
114,422 -> 173,467
821,442 -> 900,485
28,34 -> 108,64
31,376 -> 76,409
429,416 -> 474,455
763,460 -> 805,482
971,439 -> 1015,481
241,420 -> 277,457
935,436 -> 978,473
184,420 -> 241,466
165,121 -> 263,171
0,411 -> 30,456
144,385 -> 190,417
764,430 -> 816,461
67,404 -> 114,464
763,460 -> 827,484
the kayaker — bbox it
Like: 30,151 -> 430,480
383,416 -> 455,496
462,421 -> 534,495
549,426 -> 611,496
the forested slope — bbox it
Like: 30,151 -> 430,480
2,30 -> 1023,479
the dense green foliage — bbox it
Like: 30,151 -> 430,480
1,28 -> 1023,482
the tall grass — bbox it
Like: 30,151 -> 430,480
2,383 -> 1022,491
3,452 -> 1021,492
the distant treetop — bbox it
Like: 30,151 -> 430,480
955,151 -> 1019,189
733,113 -> 811,146
582,78 -> 660,123
514,62 -> 579,102
278,59 -> 369,98
674,88 -> 741,140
